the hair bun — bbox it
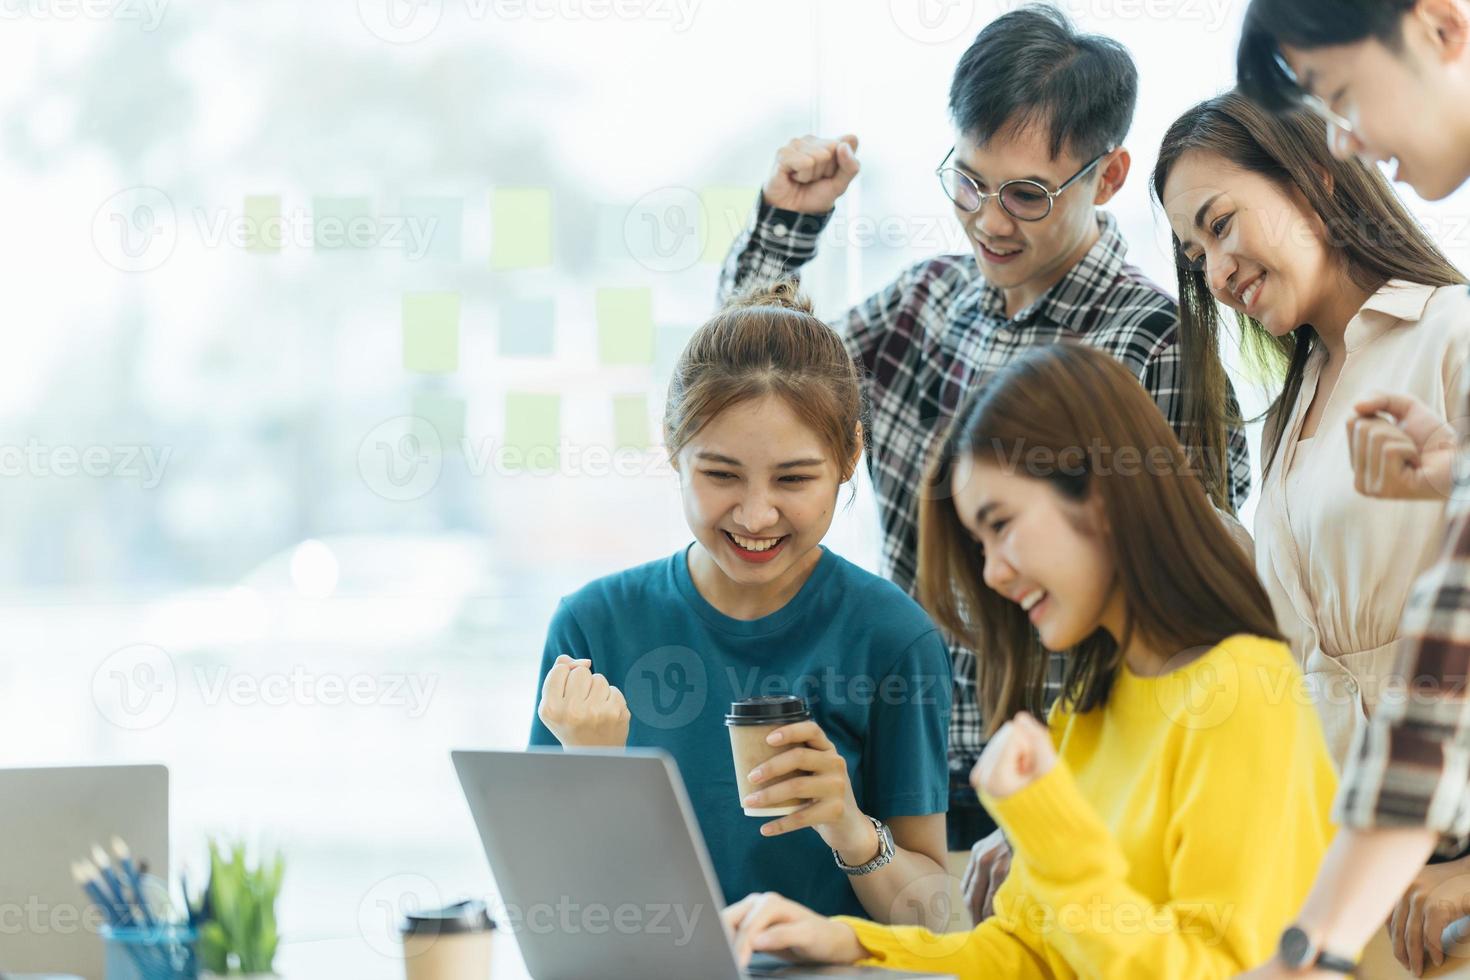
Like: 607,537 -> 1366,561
723,277 -> 814,315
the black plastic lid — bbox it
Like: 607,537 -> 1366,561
401,899 -> 496,937
724,695 -> 810,726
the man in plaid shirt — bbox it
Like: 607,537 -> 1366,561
1235,0 -> 1470,976
719,5 -> 1250,923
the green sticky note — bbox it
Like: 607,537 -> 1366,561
597,287 -> 655,365
411,392 -> 466,451
700,186 -> 757,264
613,394 -> 650,451
491,188 -> 553,269
313,196 -> 373,251
244,195 -> 281,253
498,297 -> 555,358
505,392 -> 561,471
403,292 -> 461,373
401,195 -> 463,263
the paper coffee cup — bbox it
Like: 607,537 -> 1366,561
401,899 -> 495,980
726,695 -> 812,817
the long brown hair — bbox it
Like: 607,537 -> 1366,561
664,279 -> 865,484
1151,91 -> 1465,477
918,342 -> 1282,734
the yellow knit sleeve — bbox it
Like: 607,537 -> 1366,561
830,910 -> 1052,977
977,640 -> 1337,979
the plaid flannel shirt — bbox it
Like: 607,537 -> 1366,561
718,195 -> 1252,791
1335,424 -> 1470,855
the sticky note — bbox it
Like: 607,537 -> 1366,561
505,392 -> 561,470
491,188 -> 553,269
623,188 -> 703,272
595,203 -> 630,262
244,195 -> 281,253
313,196 -> 373,251
655,324 -> 696,380
613,394 -> 650,451
401,195 -> 463,263
597,287 -> 655,365
402,292 -> 461,373
700,186 -> 757,264
411,392 -> 466,451
498,297 -> 555,358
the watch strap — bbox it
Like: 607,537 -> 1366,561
833,816 -> 894,876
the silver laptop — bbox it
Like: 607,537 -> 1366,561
451,748 -> 953,980
0,764 -> 169,980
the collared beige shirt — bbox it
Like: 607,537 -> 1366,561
1254,280 -> 1470,768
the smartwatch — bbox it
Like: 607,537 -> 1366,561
1278,925 -> 1357,975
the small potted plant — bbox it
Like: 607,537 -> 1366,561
193,839 -> 284,979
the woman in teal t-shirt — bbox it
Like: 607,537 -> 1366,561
528,280 -> 952,926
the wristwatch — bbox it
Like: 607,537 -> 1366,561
833,816 -> 895,876
1278,925 -> 1356,975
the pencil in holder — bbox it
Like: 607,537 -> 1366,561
101,923 -> 200,980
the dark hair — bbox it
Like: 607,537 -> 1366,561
1151,92 -> 1465,477
664,279 -> 866,485
949,3 -> 1137,160
1237,0 -> 1416,110
919,343 -> 1281,734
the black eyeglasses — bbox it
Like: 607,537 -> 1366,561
936,146 -> 1115,221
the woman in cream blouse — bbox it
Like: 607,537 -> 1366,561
1255,281 -> 1470,765
1154,92 -> 1470,767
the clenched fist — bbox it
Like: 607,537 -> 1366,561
763,134 -> 861,215
537,655 -> 630,748
971,712 -> 1057,801
1347,392 -> 1459,501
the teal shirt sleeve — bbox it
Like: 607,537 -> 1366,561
860,629 -> 952,818
528,598 -> 596,747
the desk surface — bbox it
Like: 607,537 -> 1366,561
1359,925 -> 1470,979
279,927 -> 1470,980
275,934 -> 532,980
272,922 -> 1470,979
0,925 -> 1444,980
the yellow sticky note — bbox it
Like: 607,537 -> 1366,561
597,287 -> 655,365
613,394 -> 650,451
491,188 -> 553,269
411,392 -> 466,451
244,195 -> 281,253
403,292 -> 461,374
505,392 -> 561,471
700,186 -> 757,264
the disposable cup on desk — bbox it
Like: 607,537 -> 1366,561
100,924 -> 200,980
401,900 -> 495,980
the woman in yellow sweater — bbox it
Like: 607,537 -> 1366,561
722,343 -> 1341,978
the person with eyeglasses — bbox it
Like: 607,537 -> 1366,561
718,3 -> 1253,934
1234,3 -> 1470,977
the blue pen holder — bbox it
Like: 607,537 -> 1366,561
101,924 -> 200,980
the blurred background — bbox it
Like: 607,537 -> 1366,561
5,0 -> 1470,973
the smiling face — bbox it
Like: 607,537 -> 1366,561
951,458 -> 1122,651
947,124 -> 1123,298
1281,21 -> 1470,200
1163,150 -> 1338,338
676,393 -> 849,592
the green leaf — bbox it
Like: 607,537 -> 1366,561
198,836 -> 284,975
199,921 -> 229,974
